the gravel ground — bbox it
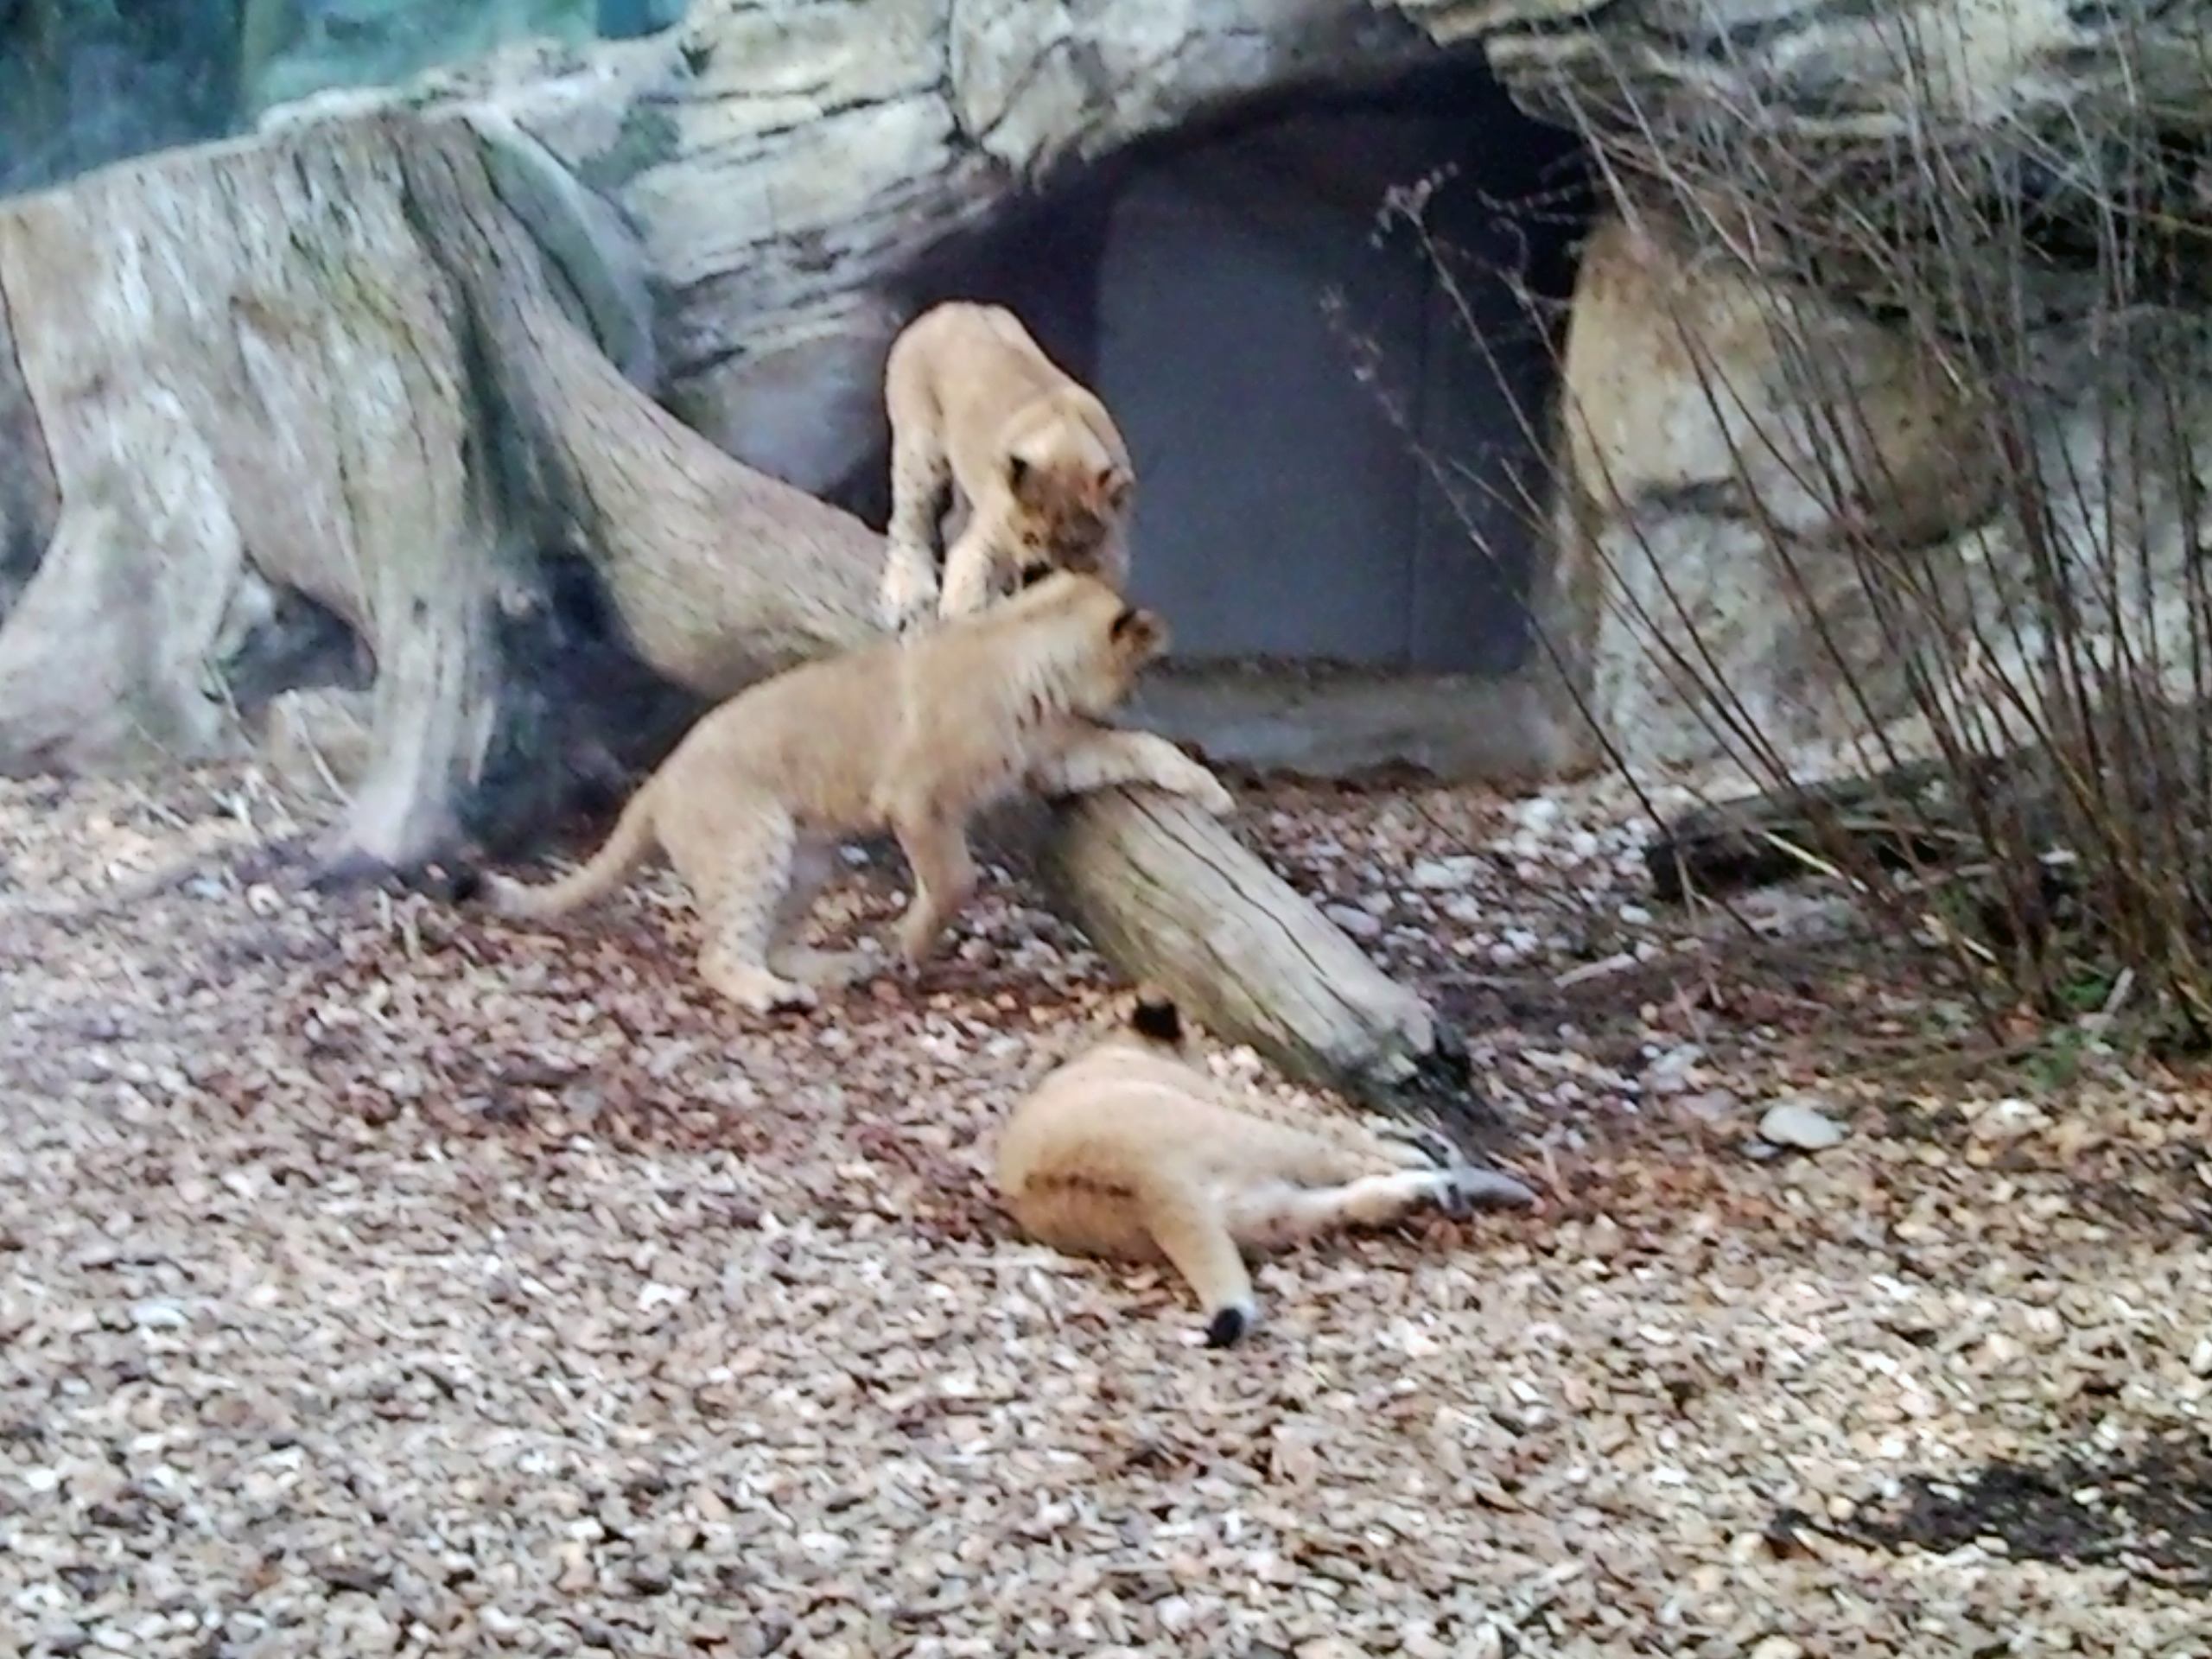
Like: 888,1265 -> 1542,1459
3,761 -> 2210,1657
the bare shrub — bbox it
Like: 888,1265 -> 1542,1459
1346,27 -> 2212,1047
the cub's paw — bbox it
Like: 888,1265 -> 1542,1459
702,958 -> 820,1015
1387,1126 -> 1462,1172
744,977 -> 820,1015
893,916 -> 951,971
1185,772 -> 1236,817
876,556 -> 941,635
1153,756 -> 1235,817
1438,1166 -> 1538,1217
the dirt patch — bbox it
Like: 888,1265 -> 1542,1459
1794,1429 -> 2212,1595
8,763 -> 2212,1654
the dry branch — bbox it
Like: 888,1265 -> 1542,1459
1644,695 -> 2212,906
1644,759 -> 2000,903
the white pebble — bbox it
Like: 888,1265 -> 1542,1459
1759,1099 -> 1848,1152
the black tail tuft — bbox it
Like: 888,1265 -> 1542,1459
1128,988 -> 1183,1046
1204,1305 -> 1249,1349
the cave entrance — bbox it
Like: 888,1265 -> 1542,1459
903,53 -> 1592,778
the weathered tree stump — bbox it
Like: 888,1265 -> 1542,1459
0,105 -> 881,871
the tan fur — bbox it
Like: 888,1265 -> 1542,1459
995,992 -> 1535,1346
878,301 -> 1135,632
477,575 -> 1232,1014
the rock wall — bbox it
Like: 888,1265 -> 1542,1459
14,0 -> 2212,789
1406,0 -> 2212,779
1538,197 -> 2003,770
1409,0 -> 2212,137
412,0 -> 1436,496
242,0 -> 601,118
0,0 -> 240,193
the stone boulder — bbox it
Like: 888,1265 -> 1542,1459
1408,0 -> 2212,776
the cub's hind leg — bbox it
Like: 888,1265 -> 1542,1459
692,807 -> 817,1014
764,834 -> 872,994
1225,1168 -> 1462,1253
1224,1162 -> 1535,1251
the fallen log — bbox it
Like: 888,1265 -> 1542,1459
1044,790 -> 1504,1147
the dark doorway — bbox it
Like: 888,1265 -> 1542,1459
887,54 -> 1591,683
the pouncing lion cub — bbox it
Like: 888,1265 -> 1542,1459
996,990 -> 1537,1347
471,572 -> 1231,1014
877,301 -> 1135,632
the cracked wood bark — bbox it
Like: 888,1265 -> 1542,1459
1042,791 -> 1503,1145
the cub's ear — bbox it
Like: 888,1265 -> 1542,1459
1109,606 -> 1169,658
1015,559 -> 1058,591
1005,453 -> 1036,502
430,861 -> 487,906
1128,984 -> 1183,1046
1096,467 -> 1134,514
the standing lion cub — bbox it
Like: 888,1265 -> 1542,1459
996,990 -> 1537,1347
469,573 -> 1231,1014
877,301 -> 1135,632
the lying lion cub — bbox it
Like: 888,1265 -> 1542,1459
996,989 -> 1536,1347
470,572 -> 1231,1013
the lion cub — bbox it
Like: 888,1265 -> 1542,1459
996,990 -> 1537,1347
472,573 -> 1231,1013
877,301 -> 1135,632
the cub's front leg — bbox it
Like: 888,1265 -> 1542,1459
880,435 -> 954,633
935,517 -> 1015,621
887,805 -> 982,968
878,543 -> 943,636
1033,725 -> 1236,817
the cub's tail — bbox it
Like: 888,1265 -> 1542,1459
474,781 -> 660,922
1141,1187 -> 1258,1349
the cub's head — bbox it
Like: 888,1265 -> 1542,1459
1007,571 -> 1172,712
1096,598 -> 1170,704
1006,450 -> 1135,566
